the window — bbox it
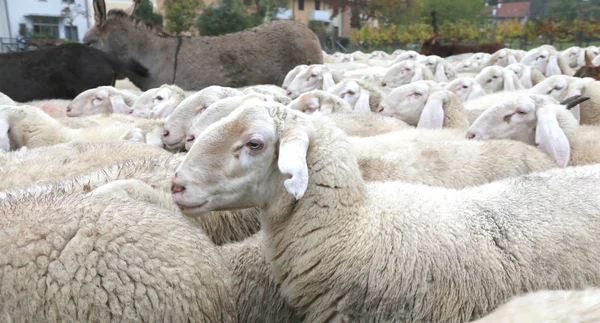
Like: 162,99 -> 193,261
315,0 -> 320,10
19,24 -> 27,36
65,26 -> 79,41
31,17 -> 60,39
63,0 -> 75,3
298,0 -> 304,10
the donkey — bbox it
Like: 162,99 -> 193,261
83,0 -> 324,91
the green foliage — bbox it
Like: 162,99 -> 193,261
197,0 -> 253,36
133,0 -> 164,25
420,0 -> 487,24
350,23 -> 432,47
164,0 -> 201,34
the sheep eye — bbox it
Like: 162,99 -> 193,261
462,85 -> 469,89
413,92 -> 422,97
554,86 -> 563,91
516,110 -> 527,115
156,96 -> 164,101
381,82 -> 387,87
310,74 -> 317,78
492,75 -> 499,79
538,55 -> 546,59
246,139 -> 264,150
347,90 -> 356,95
487,79 -> 493,83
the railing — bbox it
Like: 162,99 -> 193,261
0,37 -> 66,53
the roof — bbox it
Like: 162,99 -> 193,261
495,2 -> 530,18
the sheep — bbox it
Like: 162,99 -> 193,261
326,79 -> 385,113
378,80 -> 470,129
282,65 -> 308,89
287,90 -> 353,114
454,52 -> 491,73
562,46 -> 587,69
472,289 -> 600,323
0,185 -> 236,322
162,85 -> 242,151
242,85 -> 291,105
132,84 -> 187,119
172,101 -> 600,322
505,63 -> 546,88
66,86 -> 139,117
0,91 -> 15,106
463,90 -> 530,123
484,48 -> 523,67
391,50 -> 422,64
115,77 -> 143,94
19,99 -> 73,118
368,50 -> 391,60
418,55 -> 457,81
381,60 -> 435,90
466,94 -> 600,167
444,77 -> 486,103
474,66 -> 525,93
0,43 -> 148,102
529,75 -> 600,124
285,64 -> 341,99
0,105 -> 154,149
520,45 -> 574,77
0,141 -> 170,191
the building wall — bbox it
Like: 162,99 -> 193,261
2,0 -> 90,40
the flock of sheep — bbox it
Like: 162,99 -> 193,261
3,42 -> 600,322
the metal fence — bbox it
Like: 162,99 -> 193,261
0,37 -> 67,53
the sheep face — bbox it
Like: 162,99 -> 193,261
529,75 -> 571,102
133,86 -> 184,119
393,51 -> 420,64
282,65 -> 308,89
286,65 -> 335,99
562,47 -> 582,69
475,66 -> 522,93
287,93 -> 322,114
173,103 -> 306,215
378,81 -> 441,125
521,48 -> 562,77
327,80 -> 363,109
381,61 -> 426,90
0,106 -> 26,150
467,95 -> 571,167
0,118 -> 10,151
66,88 -> 133,117
486,49 -> 515,67
445,78 -> 485,103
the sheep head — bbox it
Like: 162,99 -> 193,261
172,101 -> 315,216
286,65 -> 336,99
133,84 -> 186,119
66,87 -> 135,117
521,46 -> 573,77
444,77 -> 486,103
485,49 -> 518,68
466,94 -> 571,167
561,46 -> 584,69
529,75 -> 584,122
282,65 -> 308,90
327,80 -> 372,113
475,66 -> 524,93
0,105 -> 38,150
381,61 -> 433,90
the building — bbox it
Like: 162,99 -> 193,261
277,0 -> 351,37
0,0 -> 91,42
488,0 -> 531,23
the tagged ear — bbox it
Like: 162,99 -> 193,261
93,0 -> 107,26
565,87 -> 583,123
546,55 -> 562,76
434,63 -> 448,82
417,91 -> 446,129
502,70 -> 520,91
535,106 -> 570,167
520,66 -> 533,88
354,88 -> 371,113
109,95 -> 133,114
0,120 -> 10,151
322,71 -> 336,91
278,118 -> 313,200
410,67 -> 424,83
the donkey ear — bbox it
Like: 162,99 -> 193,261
109,96 -> 133,114
127,0 -> 141,16
94,0 -> 107,26
546,55 -> 562,76
354,88 -> 371,113
417,91 -> 446,129
278,116 -> 314,200
535,106 -> 570,167
0,119 -> 10,151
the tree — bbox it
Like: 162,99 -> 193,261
197,0 -> 253,36
61,4 -> 88,41
243,0 -> 288,24
420,0 -> 486,25
325,0 -> 418,28
163,0 -> 201,34
133,0 -> 164,25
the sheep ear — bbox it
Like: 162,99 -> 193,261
535,106 -> 570,167
546,55 -> 562,76
508,55 -> 518,64
410,67 -> 424,83
109,96 -> 133,114
322,71 -> 335,91
417,91 -> 446,129
520,67 -> 533,88
0,120 -> 10,151
565,88 -> 583,123
354,89 -> 371,113
502,70 -> 519,91
278,118 -> 313,200
468,83 -> 486,101
94,0 -> 107,26
434,63 -> 447,82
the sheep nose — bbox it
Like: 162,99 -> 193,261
377,106 -> 384,113
466,132 -> 476,139
171,181 -> 185,194
66,108 -> 71,112
286,90 -> 292,96
162,129 -> 170,137
186,135 -> 195,142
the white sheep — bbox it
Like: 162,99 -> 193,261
378,80 -> 470,129
0,184 -> 236,322
242,84 -> 291,105
172,101 -> 600,322
20,99 -> 72,118
463,90 -> 530,123
454,52 -> 491,73
472,289 -> 600,323
114,77 -> 143,93
287,90 -> 353,114
326,79 -> 385,113
162,85 -> 242,151
368,50 -> 391,60
475,66 -> 525,93
484,48 -> 523,67
418,55 -> 457,82
467,94 -> 600,167
66,86 -> 139,117
392,50 -> 422,64
0,91 -> 15,106
0,105 -> 153,149
505,62 -> 546,88
520,45 -> 574,77
561,46 -> 599,69
381,60 -> 435,90
444,77 -> 487,103
285,64 -> 339,99
132,84 -> 186,119
529,75 -> 600,124
282,64 -> 308,90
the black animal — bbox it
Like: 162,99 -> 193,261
0,43 -> 148,102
